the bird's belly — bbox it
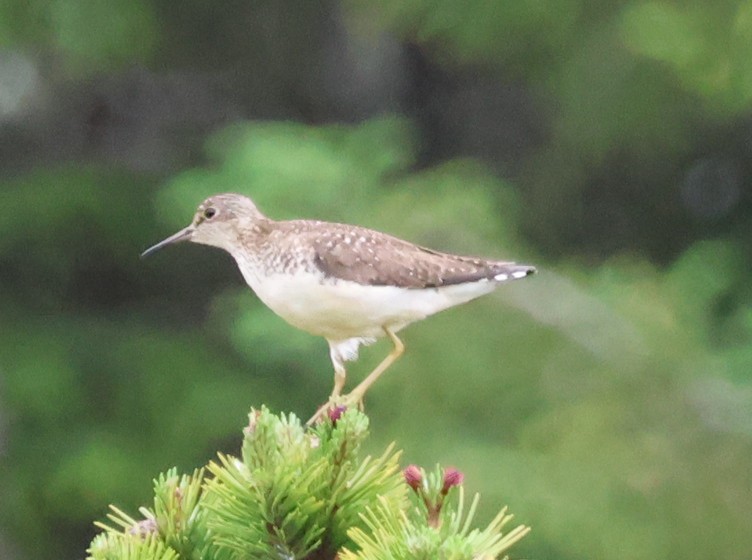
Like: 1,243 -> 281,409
243,271 -> 495,340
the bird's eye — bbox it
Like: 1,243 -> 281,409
203,207 -> 217,220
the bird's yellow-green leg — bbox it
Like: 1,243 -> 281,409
307,361 -> 347,426
330,362 -> 347,399
345,326 -> 404,408
306,327 -> 405,426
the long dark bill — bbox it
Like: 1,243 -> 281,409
140,226 -> 194,258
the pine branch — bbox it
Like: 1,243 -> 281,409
88,407 -> 529,560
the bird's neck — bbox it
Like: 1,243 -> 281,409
223,217 -> 276,262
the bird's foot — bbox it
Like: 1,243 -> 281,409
305,393 -> 365,426
306,401 -> 334,426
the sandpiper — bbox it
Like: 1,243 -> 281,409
142,193 -> 535,423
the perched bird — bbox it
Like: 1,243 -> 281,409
142,193 -> 535,423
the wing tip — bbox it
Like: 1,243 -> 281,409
494,265 -> 536,282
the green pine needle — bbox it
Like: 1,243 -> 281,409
87,407 -> 529,560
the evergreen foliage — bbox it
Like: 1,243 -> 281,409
88,408 -> 528,560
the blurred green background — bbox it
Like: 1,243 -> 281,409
1,1 -> 752,558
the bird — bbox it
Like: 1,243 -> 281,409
141,193 -> 535,423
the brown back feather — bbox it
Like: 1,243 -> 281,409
291,221 -> 531,288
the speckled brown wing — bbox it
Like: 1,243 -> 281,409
306,221 -> 533,288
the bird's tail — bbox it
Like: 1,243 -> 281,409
493,264 -> 536,282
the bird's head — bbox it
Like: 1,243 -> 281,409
141,193 -> 268,258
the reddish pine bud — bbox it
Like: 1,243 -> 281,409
442,468 -> 464,493
328,405 -> 347,424
403,464 -> 423,491
128,517 -> 157,537
244,409 -> 262,437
